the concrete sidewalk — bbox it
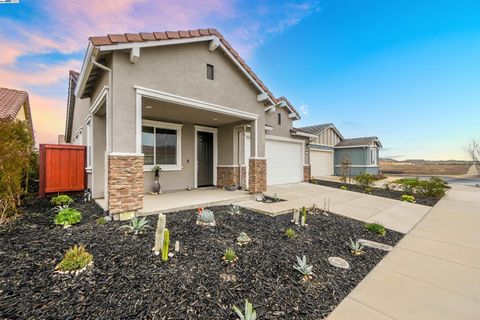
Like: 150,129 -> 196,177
237,183 -> 431,233
328,185 -> 480,320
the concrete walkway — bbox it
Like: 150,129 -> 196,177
237,183 -> 431,233
328,184 -> 480,320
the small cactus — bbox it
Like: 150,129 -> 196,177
162,228 -> 170,262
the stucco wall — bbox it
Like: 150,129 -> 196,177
70,97 -> 91,143
264,107 -> 295,137
111,42 -> 269,156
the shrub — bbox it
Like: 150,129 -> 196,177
119,217 -> 150,235
348,238 -> 364,255
96,216 -> 107,225
223,248 -> 237,263
417,177 -> 447,199
364,187 -> 373,194
233,299 -> 257,320
354,174 -> 376,189
364,222 -> 386,236
55,245 -> 93,272
54,208 -> 82,227
0,120 -> 34,221
293,255 -> 313,281
51,195 -> 74,208
340,185 -> 348,190
401,195 -> 415,203
285,228 -> 296,238
373,173 -> 387,180
383,182 -> 392,190
393,178 -> 420,195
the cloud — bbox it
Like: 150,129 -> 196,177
299,104 -> 309,115
29,94 -> 66,144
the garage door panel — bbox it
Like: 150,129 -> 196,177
265,139 -> 303,185
311,150 -> 333,177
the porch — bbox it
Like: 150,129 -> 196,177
95,187 -> 252,217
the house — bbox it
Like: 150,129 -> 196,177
65,28 -> 310,217
295,123 -> 382,177
0,87 -> 35,143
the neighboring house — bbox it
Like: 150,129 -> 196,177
295,123 -> 382,177
65,28 -> 309,216
0,87 -> 35,143
334,137 -> 382,176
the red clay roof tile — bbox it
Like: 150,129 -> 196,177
90,36 -> 112,46
198,29 -> 210,36
189,29 -> 201,37
153,32 -> 168,40
0,87 -> 28,120
108,34 -> 128,43
165,31 -> 180,39
178,30 -> 190,38
125,33 -> 143,42
140,32 -> 156,41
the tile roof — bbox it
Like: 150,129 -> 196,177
295,123 -> 333,135
335,136 -> 380,147
0,87 -> 28,120
88,28 -> 299,119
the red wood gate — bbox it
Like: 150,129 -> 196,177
39,144 -> 86,196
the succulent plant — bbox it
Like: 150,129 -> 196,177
236,232 -> 251,245
348,238 -> 364,255
293,255 -> 313,281
162,228 -> 170,262
223,248 -> 237,263
233,299 -> 257,320
119,217 -> 150,235
197,208 -> 216,226
51,194 -> 74,209
364,222 -> 386,236
285,228 -> 296,238
54,208 -> 82,228
229,204 -> 242,215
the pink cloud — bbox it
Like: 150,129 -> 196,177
29,94 -> 66,144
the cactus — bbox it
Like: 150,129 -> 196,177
153,214 -> 166,254
162,228 -> 170,262
301,207 -> 307,226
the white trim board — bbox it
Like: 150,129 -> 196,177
194,125 -> 218,188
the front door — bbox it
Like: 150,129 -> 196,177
197,131 -> 214,187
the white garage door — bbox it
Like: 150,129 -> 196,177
310,149 -> 334,177
245,136 -> 304,186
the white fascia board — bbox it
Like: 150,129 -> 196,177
98,36 -> 216,52
75,42 -> 94,98
291,131 -> 317,138
334,145 -> 369,149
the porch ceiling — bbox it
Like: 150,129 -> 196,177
142,97 -> 247,126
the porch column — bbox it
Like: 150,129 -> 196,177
248,119 -> 266,193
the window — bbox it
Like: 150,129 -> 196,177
142,120 -> 182,170
370,148 -> 377,165
207,64 -> 214,80
277,112 -> 282,125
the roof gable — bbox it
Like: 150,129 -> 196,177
0,87 -> 34,142
295,123 -> 344,139
335,136 -> 382,148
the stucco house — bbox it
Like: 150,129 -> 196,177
295,123 -> 382,177
0,87 -> 35,143
65,28 -> 311,216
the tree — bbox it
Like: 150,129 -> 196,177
465,138 -> 480,165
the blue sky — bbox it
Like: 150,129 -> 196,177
1,0 -> 479,159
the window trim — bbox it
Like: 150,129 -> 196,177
207,64 -> 214,80
85,117 -> 92,170
142,119 -> 183,171
370,148 -> 377,165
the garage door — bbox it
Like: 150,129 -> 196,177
245,136 -> 304,186
310,149 -> 334,177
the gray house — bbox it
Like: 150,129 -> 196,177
334,137 -> 382,176
294,124 -> 382,177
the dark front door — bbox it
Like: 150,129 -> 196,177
197,131 -> 214,187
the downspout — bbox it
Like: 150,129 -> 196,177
91,57 -> 113,206
237,126 -> 246,190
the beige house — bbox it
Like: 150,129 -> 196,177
65,28 -> 313,216
0,87 -> 35,143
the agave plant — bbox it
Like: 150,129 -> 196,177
119,217 -> 150,235
197,208 -> 216,226
293,255 -> 313,281
233,299 -> 257,320
229,204 -> 242,215
223,248 -> 238,263
348,238 -> 364,255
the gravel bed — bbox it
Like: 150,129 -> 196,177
312,179 -> 440,206
0,195 -> 403,319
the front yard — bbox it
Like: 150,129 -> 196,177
0,195 -> 402,319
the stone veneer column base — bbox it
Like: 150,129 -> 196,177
248,158 -> 267,193
216,166 -> 239,188
303,165 -> 311,182
108,155 -> 144,216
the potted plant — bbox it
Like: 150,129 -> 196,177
152,165 -> 162,194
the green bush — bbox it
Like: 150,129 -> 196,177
0,120 -> 34,222
401,195 -> 415,203
394,177 -> 447,199
55,245 -> 93,272
54,208 -> 82,227
340,186 -> 348,190
51,195 -> 74,208
364,222 -> 386,236
393,178 -> 420,195
355,174 -> 376,189
96,216 -> 107,225
285,228 -> 296,238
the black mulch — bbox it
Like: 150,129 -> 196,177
312,179 -> 440,207
0,195 -> 403,319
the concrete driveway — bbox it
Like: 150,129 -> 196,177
237,182 -> 431,233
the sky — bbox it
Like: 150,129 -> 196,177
0,0 -> 479,160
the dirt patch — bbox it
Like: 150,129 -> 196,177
0,195 -> 402,319
313,179 -> 440,207
380,161 -> 471,175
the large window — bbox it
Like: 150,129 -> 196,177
142,120 -> 182,170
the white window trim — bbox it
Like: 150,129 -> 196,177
194,125 -> 218,188
85,117 -> 93,170
142,119 -> 183,171
370,147 -> 378,165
